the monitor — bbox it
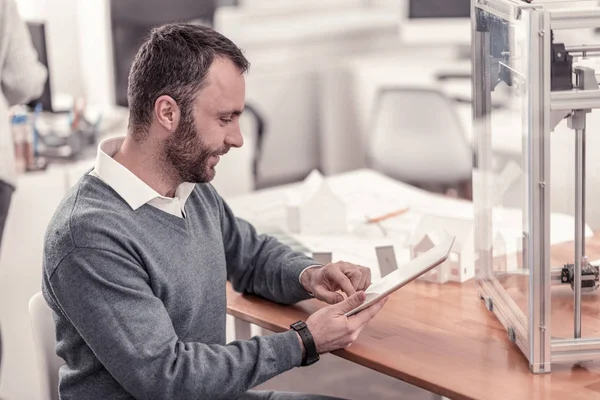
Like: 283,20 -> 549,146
401,0 -> 471,47
409,0 -> 470,19
110,0 -> 218,107
26,21 -> 53,112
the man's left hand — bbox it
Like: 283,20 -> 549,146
301,262 -> 372,304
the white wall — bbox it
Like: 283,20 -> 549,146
215,4 -> 401,187
16,0 -> 84,98
75,0 -> 115,107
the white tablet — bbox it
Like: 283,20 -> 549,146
345,236 -> 456,317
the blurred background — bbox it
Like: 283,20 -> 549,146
4,0 -> 600,399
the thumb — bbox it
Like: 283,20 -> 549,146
335,291 -> 366,314
314,287 -> 345,305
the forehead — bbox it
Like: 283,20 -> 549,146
195,57 -> 245,112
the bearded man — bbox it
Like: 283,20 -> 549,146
42,23 -> 387,400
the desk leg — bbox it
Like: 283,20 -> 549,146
234,319 -> 253,340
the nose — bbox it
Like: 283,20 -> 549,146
226,124 -> 244,148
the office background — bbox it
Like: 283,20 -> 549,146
3,1 -> 600,399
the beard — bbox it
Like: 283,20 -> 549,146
164,112 -> 228,183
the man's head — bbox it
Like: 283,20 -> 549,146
127,23 -> 249,183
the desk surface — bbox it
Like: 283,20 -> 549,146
227,235 -> 600,400
225,169 -> 600,400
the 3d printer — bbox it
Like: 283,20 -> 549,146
472,0 -> 600,373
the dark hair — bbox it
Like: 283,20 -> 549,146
127,23 -> 250,140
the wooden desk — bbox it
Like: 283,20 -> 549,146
227,235 -> 600,400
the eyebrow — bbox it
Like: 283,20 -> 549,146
219,108 -> 245,117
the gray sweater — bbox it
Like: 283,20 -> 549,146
42,175 -> 316,399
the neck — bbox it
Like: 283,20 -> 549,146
113,134 -> 181,197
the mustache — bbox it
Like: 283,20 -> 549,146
213,147 -> 231,157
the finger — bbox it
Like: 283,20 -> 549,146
354,272 -> 366,291
347,270 -> 362,290
349,296 -> 389,328
329,267 -> 357,296
357,268 -> 371,291
351,323 -> 368,341
340,263 -> 370,290
313,286 -> 344,304
339,262 -> 366,275
334,291 -> 366,314
346,318 -> 372,347
363,268 -> 372,288
357,276 -> 368,292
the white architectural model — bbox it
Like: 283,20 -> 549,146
286,170 -> 348,235
409,215 -> 475,284
409,161 -> 522,284
409,214 -> 520,283
492,232 -> 519,273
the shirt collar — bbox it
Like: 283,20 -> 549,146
92,136 -> 196,214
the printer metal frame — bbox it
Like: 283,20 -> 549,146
472,0 -> 600,373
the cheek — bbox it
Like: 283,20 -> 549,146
202,124 -> 227,148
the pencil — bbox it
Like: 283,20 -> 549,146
367,208 -> 410,224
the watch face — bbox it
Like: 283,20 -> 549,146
291,321 -> 307,330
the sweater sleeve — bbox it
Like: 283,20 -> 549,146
0,0 -> 48,106
212,187 -> 316,304
46,247 -> 303,400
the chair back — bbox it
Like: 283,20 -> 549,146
29,292 -> 64,400
368,86 -> 472,185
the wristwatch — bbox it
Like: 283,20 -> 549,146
290,321 -> 319,366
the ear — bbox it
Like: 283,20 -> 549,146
153,95 -> 180,135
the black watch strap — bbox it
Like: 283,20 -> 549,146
290,321 -> 319,366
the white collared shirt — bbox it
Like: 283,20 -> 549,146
89,137 -> 196,218
91,136 -> 320,285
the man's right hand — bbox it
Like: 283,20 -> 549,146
304,292 -> 388,354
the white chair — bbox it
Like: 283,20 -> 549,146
367,86 -> 473,195
29,289 -> 256,400
29,292 -> 64,400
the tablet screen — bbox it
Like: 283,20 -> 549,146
345,236 -> 455,317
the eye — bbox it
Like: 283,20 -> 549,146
220,117 -> 233,124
